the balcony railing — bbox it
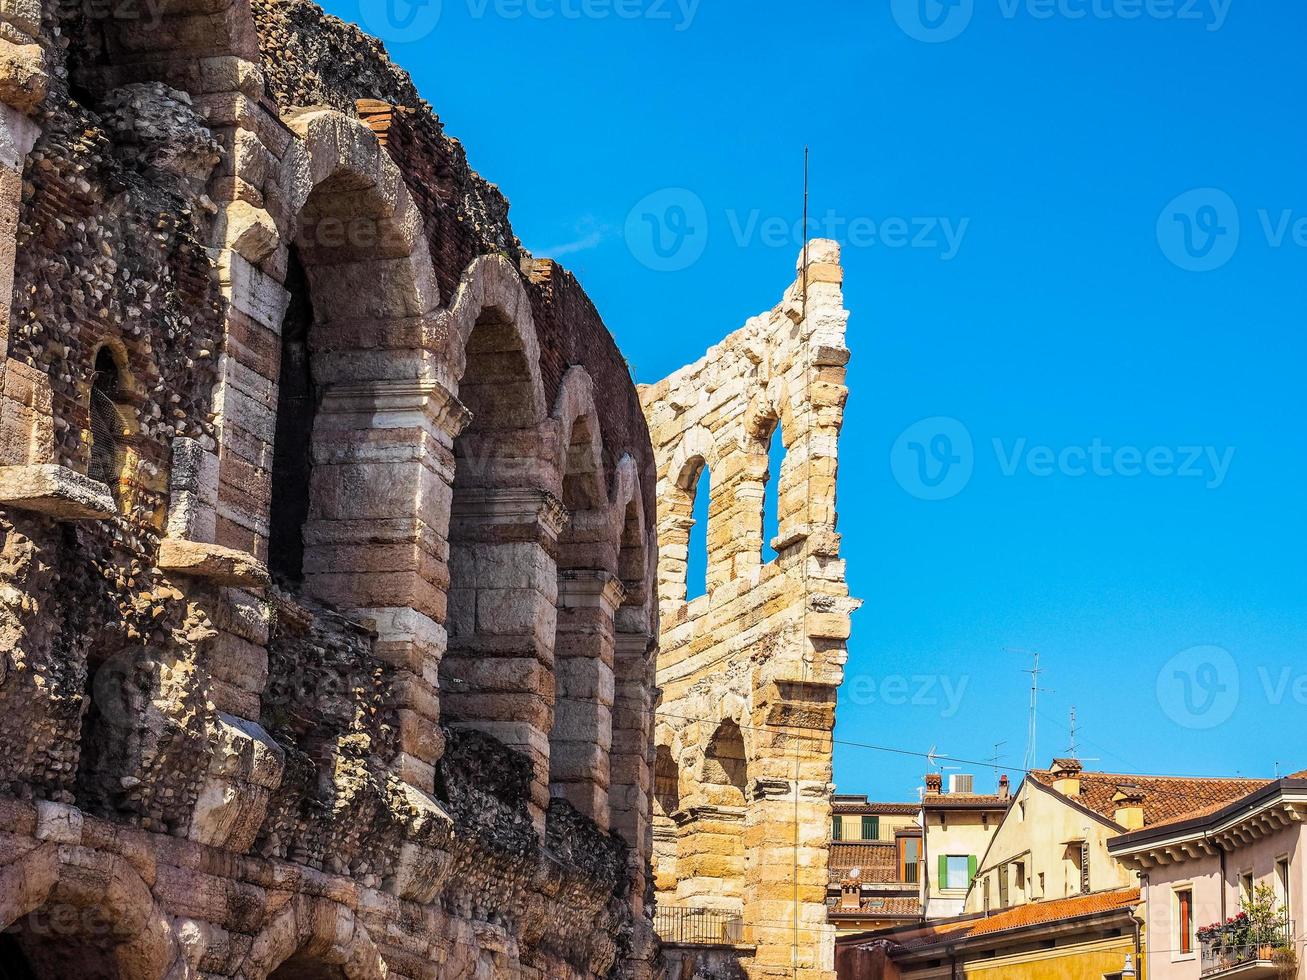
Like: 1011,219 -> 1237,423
1200,917 -> 1294,977
654,906 -> 746,947
904,862 -> 920,884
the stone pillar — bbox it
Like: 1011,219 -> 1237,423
674,805 -> 747,913
304,378 -> 470,795
549,569 -> 622,827
0,90 -> 44,466
611,631 -> 655,849
442,487 -> 566,832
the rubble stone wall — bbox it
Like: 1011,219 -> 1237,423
641,242 -> 856,980
0,0 -> 661,975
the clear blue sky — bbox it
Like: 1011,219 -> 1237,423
322,0 -> 1307,801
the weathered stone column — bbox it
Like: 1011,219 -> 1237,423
442,486 -> 566,832
305,378 -> 470,794
549,569 -> 623,827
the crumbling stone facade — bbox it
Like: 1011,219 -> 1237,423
0,0 -> 662,976
641,242 -> 856,980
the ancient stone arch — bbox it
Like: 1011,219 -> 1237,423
642,241 -> 857,979
240,897 -> 387,980
0,841 -> 191,979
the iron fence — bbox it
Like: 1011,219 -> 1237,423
653,906 -> 745,947
1200,916 -> 1294,976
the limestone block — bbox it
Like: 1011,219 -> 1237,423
218,199 -> 278,265
34,800 -> 83,844
0,39 -> 44,115
157,538 -> 270,587
188,713 -> 284,851
167,437 -> 220,543
0,358 -> 52,465
0,464 -> 117,520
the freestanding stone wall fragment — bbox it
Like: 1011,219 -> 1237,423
0,0 -> 662,975
642,240 -> 857,980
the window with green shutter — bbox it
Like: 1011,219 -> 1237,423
862,815 -> 879,840
832,815 -> 843,841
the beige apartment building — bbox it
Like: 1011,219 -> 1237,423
828,795 -> 924,934
921,773 -> 1011,918
968,758 -> 1264,916
1110,771 -> 1306,980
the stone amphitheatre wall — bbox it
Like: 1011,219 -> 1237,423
641,240 -> 856,980
0,0 -> 661,975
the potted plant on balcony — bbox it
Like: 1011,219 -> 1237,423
1271,945 -> 1298,980
1243,884 -> 1289,960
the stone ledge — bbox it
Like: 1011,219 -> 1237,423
0,464 -> 117,520
157,538 -> 271,588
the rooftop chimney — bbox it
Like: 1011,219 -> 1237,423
999,775 -> 1011,800
1112,786 -> 1146,831
925,773 -> 943,794
1051,758 -> 1083,798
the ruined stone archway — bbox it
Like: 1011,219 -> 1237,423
238,896 -> 387,980
0,842 -> 192,980
438,254 -> 555,829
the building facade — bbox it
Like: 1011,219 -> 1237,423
644,240 -> 858,980
834,887 -> 1142,980
828,796 -> 923,935
966,759 -> 1264,920
1110,773 -> 1306,980
0,0 -> 666,976
920,773 -> 1010,918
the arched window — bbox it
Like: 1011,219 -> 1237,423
267,246 -> 316,583
88,347 -> 124,493
761,420 -> 784,562
654,744 -> 680,818
685,461 -> 710,600
703,719 -> 748,807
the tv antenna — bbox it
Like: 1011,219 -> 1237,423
1007,648 -> 1053,772
986,741 -> 1008,781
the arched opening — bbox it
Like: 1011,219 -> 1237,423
548,405 -> 615,828
268,955 -> 348,980
761,420 -> 784,562
88,346 -> 126,495
654,744 -> 680,817
703,719 -> 748,807
442,303 -> 554,824
267,246 -> 317,584
0,905 -> 125,980
684,460 -> 710,600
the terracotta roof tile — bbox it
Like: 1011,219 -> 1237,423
830,896 -> 922,919
1027,768 -> 1266,828
865,888 -> 1141,951
830,842 -> 901,882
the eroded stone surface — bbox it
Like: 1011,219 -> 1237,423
0,0 -> 662,976
643,241 -> 856,980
